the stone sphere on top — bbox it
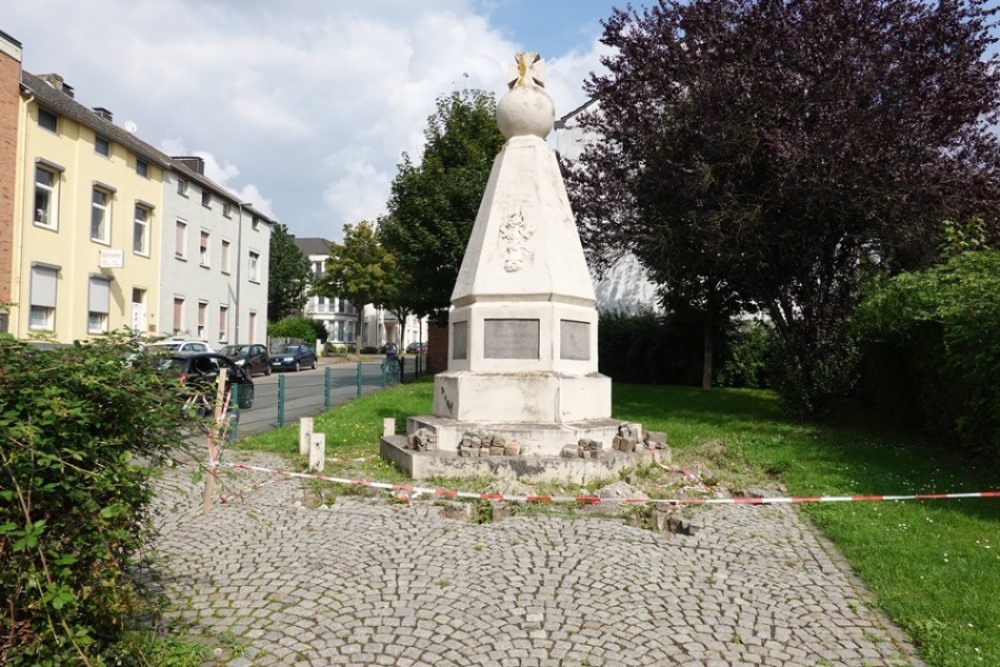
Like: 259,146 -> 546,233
496,52 -> 555,140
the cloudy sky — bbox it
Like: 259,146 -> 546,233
4,0 -> 631,241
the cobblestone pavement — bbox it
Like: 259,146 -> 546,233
149,453 -> 923,666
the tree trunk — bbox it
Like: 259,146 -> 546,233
702,309 -> 714,392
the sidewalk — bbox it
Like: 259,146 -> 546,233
149,452 -> 924,667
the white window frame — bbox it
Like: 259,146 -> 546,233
175,220 -> 188,260
37,107 -> 57,132
133,204 -> 150,256
91,187 -> 112,244
221,239 -> 231,274
201,189 -> 211,208
199,230 -> 210,267
173,297 -> 184,334
33,165 -> 59,230
219,305 -> 229,343
248,250 -> 260,283
197,301 -> 207,339
136,159 -> 148,178
177,179 -> 188,196
87,277 -> 111,334
29,264 -> 58,332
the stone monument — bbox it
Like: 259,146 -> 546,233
383,53 -> 649,479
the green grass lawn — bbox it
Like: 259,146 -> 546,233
233,379 -> 1000,667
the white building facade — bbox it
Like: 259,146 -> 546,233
158,157 -> 272,346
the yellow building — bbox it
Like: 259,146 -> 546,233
10,71 -> 167,341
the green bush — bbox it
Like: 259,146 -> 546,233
267,316 -> 326,343
717,320 -> 775,389
597,308 -> 727,386
0,334 -> 191,664
855,250 -> 1000,457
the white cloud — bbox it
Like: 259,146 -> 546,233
4,0 -> 605,242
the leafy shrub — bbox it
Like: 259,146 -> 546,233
855,250 -> 1000,457
0,334 -> 191,664
597,308 -> 725,386
717,320 -> 775,389
267,316 -> 326,343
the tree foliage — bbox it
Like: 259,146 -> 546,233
569,0 -> 1000,413
1,334 -> 191,664
267,222 -> 311,323
378,89 -> 506,322
856,248 -> 1000,457
313,221 -> 397,355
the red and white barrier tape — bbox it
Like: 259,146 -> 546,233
210,458 -> 1000,507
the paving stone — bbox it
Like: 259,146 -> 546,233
147,451 -> 924,666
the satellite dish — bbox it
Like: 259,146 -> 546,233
124,120 -> 138,134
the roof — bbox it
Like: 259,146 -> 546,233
294,237 -> 331,257
20,70 -> 276,226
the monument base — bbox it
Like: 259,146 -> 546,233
405,414 -> 636,458
433,371 -> 611,423
380,435 -> 654,485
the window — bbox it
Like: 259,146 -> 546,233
249,311 -> 257,340
34,166 -> 59,229
221,239 -> 231,274
173,298 -> 184,334
251,216 -> 260,231
133,205 -> 150,255
38,107 -> 57,132
197,301 -> 207,339
91,187 -> 111,244
199,231 -> 210,267
219,305 -> 228,342
223,202 -> 232,218
175,220 -> 187,259
131,288 -> 146,334
201,189 -> 211,207
87,278 -> 110,334
29,265 -> 58,331
177,179 -> 188,196
248,251 -> 260,283
95,136 -> 110,157
136,159 -> 148,178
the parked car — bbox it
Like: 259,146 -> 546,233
217,344 -> 271,377
405,341 -> 428,355
145,338 -> 214,354
270,344 -> 318,372
150,352 -> 254,410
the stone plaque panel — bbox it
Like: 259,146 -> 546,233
560,320 -> 590,360
452,321 -> 469,360
484,319 -> 539,359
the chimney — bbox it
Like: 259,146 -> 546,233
173,156 -> 205,175
92,107 -> 113,122
37,73 -> 74,98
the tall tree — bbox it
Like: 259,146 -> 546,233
378,89 -> 506,322
267,223 -> 311,323
313,221 -> 397,357
569,0 -> 1000,412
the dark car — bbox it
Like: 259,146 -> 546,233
151,352 -> 254,410
270,344 -> 318,372
217,343 -> 271,377
405,341 -> 428,355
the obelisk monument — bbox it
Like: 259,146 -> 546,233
411,52 -> 622,457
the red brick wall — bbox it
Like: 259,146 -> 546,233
0,42 -> 20,309
426,323 -> 449,375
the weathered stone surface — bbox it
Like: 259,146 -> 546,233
503,443 -> 520,457
561,444 -> 579,459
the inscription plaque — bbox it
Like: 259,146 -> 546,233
484,319 -> 539,359
560,320 -> 590,360
452,321 -> 469,360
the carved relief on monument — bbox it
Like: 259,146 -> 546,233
499,208 -> 535,272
